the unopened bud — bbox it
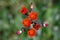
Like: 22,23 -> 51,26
43,23 -> 48,27
30,3 -> 34,9
43,21 -> 49,27
16,30 -> 22,35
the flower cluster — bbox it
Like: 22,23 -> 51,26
16,3 -> 48,38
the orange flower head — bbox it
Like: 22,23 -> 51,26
20,6 -> 28,14
28,12 -> 38,20
33,23 -> 41,30
22,18 -> 32,28
28,28 -> 36,38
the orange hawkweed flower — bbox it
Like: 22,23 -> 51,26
22,18 -> 32,28
20,6 -> 28,14
28,28 -> 36,38
33,23 -> 41,30
28,12 -> 38,20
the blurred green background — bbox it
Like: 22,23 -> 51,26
0,0 -> 60,40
